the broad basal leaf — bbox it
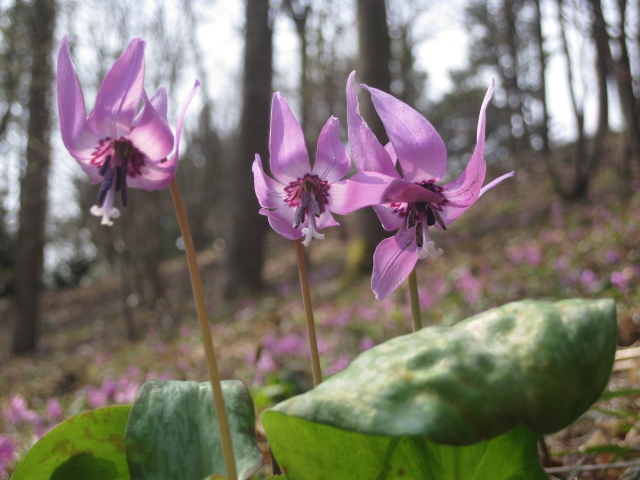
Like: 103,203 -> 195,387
11,405 -> 131,480
268,299 -> 616,444
125,379 -> 262,480
262,413 -> 546,480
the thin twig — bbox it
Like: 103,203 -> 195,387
408,268 -> 422,332
170,179 -> 238,480
295,238 -> 322,386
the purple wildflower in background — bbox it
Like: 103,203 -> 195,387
3,395 -> 40,427
346,71 -> 514,300
57,36 -> 199,225
0,435 -> 15,478
45,398 -> 63,423
254,92 -> 389,246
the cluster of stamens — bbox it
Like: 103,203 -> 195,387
404,183 -> 446,259
90,138 -> 146,226
284,174 -> 330,246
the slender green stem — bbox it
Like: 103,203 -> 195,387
408,268 -> 422,332
170,180 -> 238,480
295,239 -> 323,386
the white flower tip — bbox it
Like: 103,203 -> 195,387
301,227 -> 325,247
417,241 -> 443,259
91,205 -> 120,226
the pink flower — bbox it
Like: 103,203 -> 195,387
346,71 -> 514,299
45,399 -> 63,422
0,435 -> 16,478
3,395 -> 40,426
57,36 -> 199,225
253,92 -> 389,246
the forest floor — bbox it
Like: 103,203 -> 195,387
1,156 -> 640,479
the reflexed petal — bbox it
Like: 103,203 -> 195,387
56,35 -> 101,162
89,38 -> 146,139
128,82 -> 200,191
328,171 -> 396,215
381,178 -> 444,204
480,171 -> 515,197
253,155 -> 286,209
313,116 -> 350,183
346,72 -> 398,178
372,226 -> 419,300
269,92 -> 311,183
439,81 -> 494,209
129,91 -> 174,162
363,84 -> 447,184
134,87 -> 168,125
167,80 -> 200,165
260,207 -> 302,240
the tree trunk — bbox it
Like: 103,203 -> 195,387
13,0 -> 56,354
612,0 -> 640,165
224,0 -> 273,296
347,0 -> 392,277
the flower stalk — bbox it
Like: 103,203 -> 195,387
295,238 -> 323,386
408,268 -> 422,331
169,179 -> 238,480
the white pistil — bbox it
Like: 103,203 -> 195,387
417,219 -> 443,259
301,215 -> 324,246
90,188 -> 120,226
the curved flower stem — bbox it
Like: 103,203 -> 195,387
170,179 -> 238,480
295,238 -> 323,386
408,268 -> 422,332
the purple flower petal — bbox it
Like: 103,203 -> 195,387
374,204 -> 405,231
56,36 -> 101,162
479,171 -> 515,197
316,210 -> 339,230
269,92 -> 311,183
346,71 -> 399,178
129,91 -> 174,162
381,178 -> 444,204
167,79 -> 201,165
363,84 -> 447,184
134,87 -> 168,125
253,155 -> 286,209
313,116 -> 350,183
260,207 -> 302,240
438,81 -> 494,223
89,38 -> 146,139
372,226 -> 419,300
328,171 -> 396,215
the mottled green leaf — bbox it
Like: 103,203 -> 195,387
125,379 -> 262,480
263,413 -> 546,480
11,405 -> 131,480
268,299 -> 616,444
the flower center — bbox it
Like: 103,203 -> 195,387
283,174 -> 330,246
406,183 -> 445,259
89,137 -> 146,226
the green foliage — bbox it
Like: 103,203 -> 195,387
263,415 -> 546,480
125,379 -> 263,480
263,299 -> 616,478
267,299 -> 616,444
11,405 -> 131,480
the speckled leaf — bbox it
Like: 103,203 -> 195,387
125,379 -> 262,480
11,405 -> 131,480
262,413 -> 546,480
268,299 -> 616,444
